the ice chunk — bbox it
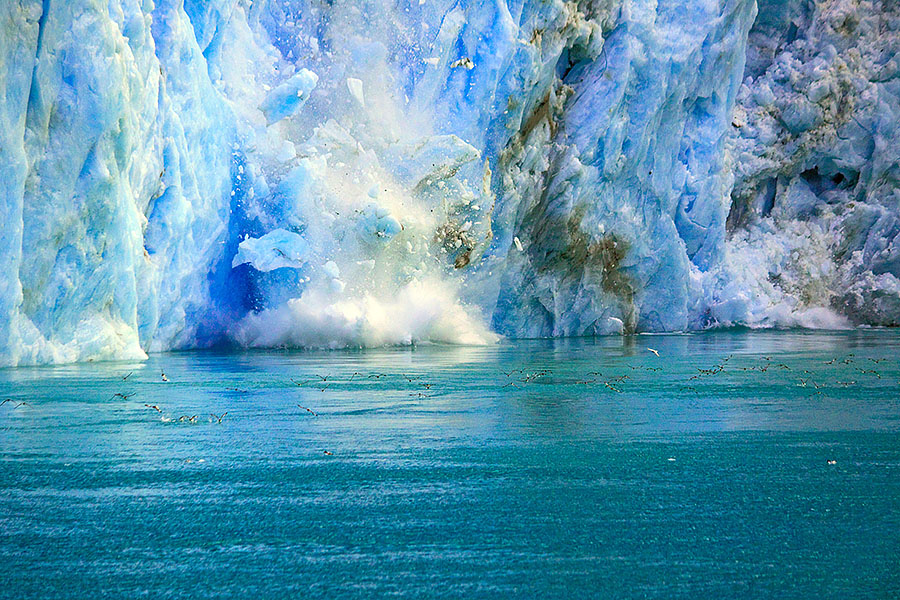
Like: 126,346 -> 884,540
346,78 -> 365,107
232,229 -> 309,272
259,69 -> 318,124
356,203 -> 403,245
322,261 -> 341,279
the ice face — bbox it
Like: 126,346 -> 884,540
723,0 -> 900,328
0,0 -> 898,365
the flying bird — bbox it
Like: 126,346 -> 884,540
298,404 -> 318,416
647,348 -> 659,357
210,412 -> 228,424
144,404 -> 162,413
2,399 -> 28,409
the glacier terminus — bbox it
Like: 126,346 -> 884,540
1,0 -> 899,365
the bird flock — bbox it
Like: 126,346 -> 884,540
2,348 -> 896,455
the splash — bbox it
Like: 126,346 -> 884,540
218,2 -> 499,350
234,279 -> 498,349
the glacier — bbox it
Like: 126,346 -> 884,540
0,0 -> 898,365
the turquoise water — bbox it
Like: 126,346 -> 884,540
1,331 -> 899,598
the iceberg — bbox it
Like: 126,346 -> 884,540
0,0 -> 898,365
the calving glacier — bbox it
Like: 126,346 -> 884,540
0,0 -> 898,365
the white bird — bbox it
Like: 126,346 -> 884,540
647,348 -> 660,357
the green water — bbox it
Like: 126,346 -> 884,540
1,331 -> 899,598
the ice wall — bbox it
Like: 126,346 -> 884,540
0,0 -> 898,365
721,0 -> 900,327
1,0 -> 236,365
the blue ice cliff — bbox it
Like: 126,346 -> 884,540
1,0 -> 898,365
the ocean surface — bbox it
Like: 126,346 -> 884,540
1,330 -> 899,598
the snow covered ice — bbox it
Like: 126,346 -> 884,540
1,0 -> 899,365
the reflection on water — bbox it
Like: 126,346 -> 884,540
1,330 -> 899,598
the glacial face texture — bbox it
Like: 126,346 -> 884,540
1,0 -> 236,365
726,0 -> 900,327
0,0 -> 898,364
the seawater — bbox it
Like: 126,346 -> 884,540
1,330 -> 899,598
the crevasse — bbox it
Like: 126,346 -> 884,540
0,0 -> 898,365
